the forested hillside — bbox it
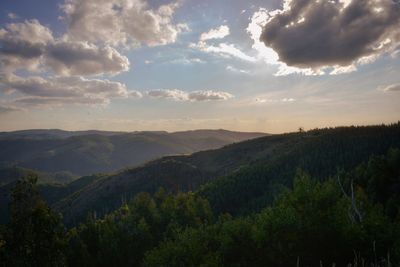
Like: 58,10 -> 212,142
1,148 -> 399,266
50,123 -> 400,225
0,166 -> 76,186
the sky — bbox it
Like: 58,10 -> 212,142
0,0 -> 399,133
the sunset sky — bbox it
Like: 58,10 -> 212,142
0,0 -> 399,133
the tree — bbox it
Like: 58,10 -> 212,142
0,224 -> 7,266
66,189 -> 214,267
5,175 -> 67,267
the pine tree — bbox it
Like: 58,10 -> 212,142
6,175 -> 67,267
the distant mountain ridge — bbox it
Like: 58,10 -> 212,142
0,129 -> 125,140
0,129 -> 267,176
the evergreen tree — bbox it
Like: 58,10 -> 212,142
5,175 -> 67,267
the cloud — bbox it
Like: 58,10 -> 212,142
0,105 -> 19,114
0,74 -> 140,107
256,0 -> 400,73
188,90 -> 233,101
247,8 -> 329,75
147,89 -> 233,101
282,98 -> 295,102
247,9 -> 295,75
191,41 -> 256,62
226,65 -> 250,74
45,41 -> 129,76
380,83 -> 400,92
0,20 -> 130,76
0,19 -> 53,72
329,65 -> 357,75
191,23 -> 254,62
391,49 -> 400,58
14,96 -> 110,106
1,74 -> 130,98
200,25 -> 230,41
129,91 -> 143,98
147,89 -> 188,101
0,19 -> 53,44
61,0 -> 187,47
7,13 -> 19,20
168,57 -> 205,65
255,97 -> 296,103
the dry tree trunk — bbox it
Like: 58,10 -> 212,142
337,176 -> 363,223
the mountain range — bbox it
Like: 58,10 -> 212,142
0,129 -> 267,177
1,124 -> 399,225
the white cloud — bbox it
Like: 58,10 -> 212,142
391,49 -> 400,58
191,23 -> 255,63
7,13 -> 19,20
200,25 -> 230,41
129,90 -> 143,98
226,65 -> 250,74
147,89 -> 188,101
169,57 -> 206,65
329,65 -> 357,75
282,98 -> 295,102
246,9 -> 279,65
61,0 -> 187,47
0,105 -> 19,114
0,20 -> 130,76
0,19 -> 53,44
255,97 -> 296,103
147,89 -> 233,101
45,41 -> 129,76
379,83 -> 400,92
0,74 -> 139,107
192,41 -> 256,62
190,58 -> 205,64
0,19 -> 53,72
188,90 -> 233,101
247,9 -> 317,76
14,96 -> 110,106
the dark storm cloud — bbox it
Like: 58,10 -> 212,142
260,0 -> 400,68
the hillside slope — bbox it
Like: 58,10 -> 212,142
0,129 -> 266,176
52,123 -> 400,224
